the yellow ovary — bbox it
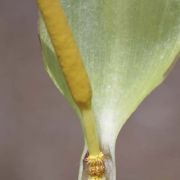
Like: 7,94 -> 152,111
86,152 -> 105,178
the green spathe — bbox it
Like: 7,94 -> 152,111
39,0 -> 180,179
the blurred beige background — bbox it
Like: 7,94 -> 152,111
0,0 -> 180,179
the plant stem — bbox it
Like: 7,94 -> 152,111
81,107 -> 100,156
81,107 -> 105,179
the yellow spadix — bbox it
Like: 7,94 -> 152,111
37,0 -> 91,109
